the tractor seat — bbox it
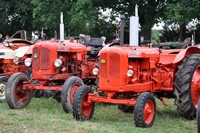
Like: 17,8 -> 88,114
87,38 -> 103,47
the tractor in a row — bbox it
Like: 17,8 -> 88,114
5,12 -> 103,113
71,15 -> 200,128
0,30 -> 34,102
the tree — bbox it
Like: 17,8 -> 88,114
0,0 -> 34,37
163,0 -> 200,41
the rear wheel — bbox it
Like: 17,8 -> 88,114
73,86 -> 94,121
6,72 -> 32,109
174,54 -> 200,119
0,76 -> 8,103
134,92 -> 156,128
61,76 -> 84,113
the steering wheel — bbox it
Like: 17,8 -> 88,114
3,41 -> 19,49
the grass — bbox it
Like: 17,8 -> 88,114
0,97 -> 197,133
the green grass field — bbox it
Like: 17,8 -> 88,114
0,98 -> 197,133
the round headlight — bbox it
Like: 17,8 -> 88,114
92,68 -> 99,75
24,58 -> 32,67
127,70 -> 134,77
54,59 -> 62,67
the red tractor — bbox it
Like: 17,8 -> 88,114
5,12 -> 103,112
72,15 -> 200,128
0,30 -> 34,102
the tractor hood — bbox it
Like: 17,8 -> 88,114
0,48 -> 15,59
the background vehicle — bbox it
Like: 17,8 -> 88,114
5,12 -> 103,113
0,30 -> 34,102
72,15 -> 200,128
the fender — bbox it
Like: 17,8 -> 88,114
173,46 -> 200,65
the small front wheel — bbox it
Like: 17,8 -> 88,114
61,76 -> 84,113
0,76 -> 8,103
6,72 -> 32,109
72,86 -> 94,121
134,92 -> 156,128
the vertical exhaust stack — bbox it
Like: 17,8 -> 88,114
60,12 -> 64,42
120,15 -> 125,46
129,4 -> 139,46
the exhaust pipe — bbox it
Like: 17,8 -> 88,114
120,15 -> 125,46
60,12 -> 64,42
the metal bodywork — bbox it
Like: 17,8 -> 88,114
23,39 -> 98,91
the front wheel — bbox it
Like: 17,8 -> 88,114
72,86 -> 94,121
61,76 -> 84,113
6,72 -> 32,109
134,92 -> 156,128
0,76 -> 8,103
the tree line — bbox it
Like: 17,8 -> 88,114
0,0 -> 200,43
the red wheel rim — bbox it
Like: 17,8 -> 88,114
70,83 -> 81,104
81,94 -> 93,117
143,100 -> 155,124
191,65 -> 200,108
14,82 -> 31,104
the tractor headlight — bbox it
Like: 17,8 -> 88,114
24,58 -> 32,67
127,70 -> 134,77
92,68 -> 99,75
54,59 -> 62,67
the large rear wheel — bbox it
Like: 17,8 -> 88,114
0,76 -> 8,103
72,86 -> 94,121
174,54 -> 200,119
134,92 -> 156,128
6,72 -> 32,109
61,76 -> 84,113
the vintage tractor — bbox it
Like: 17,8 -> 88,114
5,12 -> 103,113
0,30 -> 34,102
72,15 -> 200,128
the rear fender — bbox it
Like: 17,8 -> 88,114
173,46 -> 200,64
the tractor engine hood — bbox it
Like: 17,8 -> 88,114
0,49 -> 15,59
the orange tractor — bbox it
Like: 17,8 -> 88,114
72,15 -> 200,128
5,12 -> 103,112
0,30 -> 34,102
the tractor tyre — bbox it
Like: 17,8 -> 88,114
72,86 -> 94,121
6,72 -> 32,109
174,54 -> 200,119
61,76 -> 84,113
0,76 -> 8,103
197,100 -> 200,133
134,92 -> 156,128
118,105 -> 134,113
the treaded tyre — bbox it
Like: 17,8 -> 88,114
72,86 -> 94,121
197,100 -> 200,133
134,92 -> 156,128
118,105 -> 134,113
174,54 -> 200,119
6,72 -> 32,109
0,76 -> 8,103
61,76 -> 84,113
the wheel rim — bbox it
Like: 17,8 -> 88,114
143,99 -> 155,124
82,94 -> 93,117
0,82 -> 6,100
191,65 -> 200,108
70,83 -> 81,104
14,82 -> 31,104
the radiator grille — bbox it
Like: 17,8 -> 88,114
40,48 -> 50,69
109,53 -> 120,78
32,48 -> 39,69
